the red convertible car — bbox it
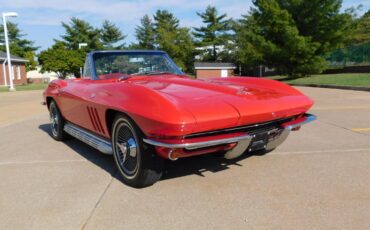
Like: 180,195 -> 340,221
43,50 -> 315,187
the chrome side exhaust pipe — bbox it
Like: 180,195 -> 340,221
64,123 -> 113,155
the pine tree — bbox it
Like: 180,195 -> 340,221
238,0 -> 352,77
135,15 -> 156,49
100,20 -> 126,49
193,6 -> 231,61
58,17 -> 102,50
153,10 -> 194,72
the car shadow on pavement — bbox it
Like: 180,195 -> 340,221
161,151 -> 265,181
39,124 -> 267,185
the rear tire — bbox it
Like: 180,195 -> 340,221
49,100 -> 67,141
112,114 -> 164,188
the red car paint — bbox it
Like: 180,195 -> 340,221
44,75 -> 313,142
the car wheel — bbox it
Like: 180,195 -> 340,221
49,100 -> 67,141
112,114 -> 164,188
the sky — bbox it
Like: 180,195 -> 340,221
0,0 -> 369,52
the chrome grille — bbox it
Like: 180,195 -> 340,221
185,117 -> 293,139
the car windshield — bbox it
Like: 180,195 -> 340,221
92,52 -> 183,80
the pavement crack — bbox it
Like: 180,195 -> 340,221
81,170 -> 117,230
318,120 -> 370,137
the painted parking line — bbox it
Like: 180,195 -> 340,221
273,148 -> 370,155
312,106 -> 370,111
0,159 -> 88,166
352,128 -> 370,132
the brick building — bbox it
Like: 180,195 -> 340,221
195,62 -> 236,79
0,51 -> 28,86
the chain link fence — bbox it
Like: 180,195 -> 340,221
327,43 -> 370,68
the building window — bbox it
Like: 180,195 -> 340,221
16,65 -> 21,80
221,69 -> 228,78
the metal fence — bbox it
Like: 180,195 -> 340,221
327,43 -> 370,68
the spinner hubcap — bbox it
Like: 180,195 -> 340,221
115,123 -> 139,176
50,106 -> 59,136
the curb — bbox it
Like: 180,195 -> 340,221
289,83 -> 370,92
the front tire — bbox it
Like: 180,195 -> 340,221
112,114 -> 164,188
49,100 -> 67,141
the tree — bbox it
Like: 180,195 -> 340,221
58,17 -> 102,50
38,42 -> 85,78
100,20 -> 126,49
193,6 -> 231,61
0,22 -> 38,70
41,17 -> 103,78
135,15 -> 156,49
233,16 -> 264,74
351,10 -> 370,44
240,0 -> 352,77
153,10 -> 194,72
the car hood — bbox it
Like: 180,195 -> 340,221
129,75 -> 314,133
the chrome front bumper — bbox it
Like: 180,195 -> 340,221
143,114 -> 316,159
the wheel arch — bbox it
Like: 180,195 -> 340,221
46,96 -> 54,109
105,109 -> 144,138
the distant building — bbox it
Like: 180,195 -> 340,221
27,66 -> 59,84
194,62 -> 236,79
0,51 -> 28,86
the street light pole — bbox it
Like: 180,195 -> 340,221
78,43 -> 87,77
2,12 -> 18,91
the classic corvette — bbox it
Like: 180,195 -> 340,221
43,50 -> 315,187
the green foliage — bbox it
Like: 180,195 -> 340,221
237,0 -> 352,77
0,22 -> 38,70
327,43 -> 370,66
58,17 -> 102,50
233,16 -> 264,73
351,11 -> 370,44
24,51 -> 38,71
134,15 -> 156,49
38,42 -> 85,78
100,20 -> 126,49
153,10 -> 194,72
40,18 -> 126,78
193,6 -> 231,61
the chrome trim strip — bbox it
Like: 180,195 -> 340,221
284,114 -> 316,130
64,123 -> 112,155
143,134 -> 252,149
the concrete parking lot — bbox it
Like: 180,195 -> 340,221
0,87 -> 369,229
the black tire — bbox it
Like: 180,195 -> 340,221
49,100 -> 67,141
112,114 -> 164,188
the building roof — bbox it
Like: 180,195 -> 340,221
0,51 -> 28,63
194,62 -> 236,70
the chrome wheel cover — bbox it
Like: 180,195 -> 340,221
114,122 -> 139,177
50,105 -> 59,137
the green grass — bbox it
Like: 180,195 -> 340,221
269,73 -> 370,87
0,83 -> 48,93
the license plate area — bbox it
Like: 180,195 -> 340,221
248,128 -> 281,152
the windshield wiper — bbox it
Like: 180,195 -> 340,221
118,75 -> 133,81
130,71 -> 174,76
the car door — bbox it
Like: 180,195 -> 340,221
57,78 -> 94,130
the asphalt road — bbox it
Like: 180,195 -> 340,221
0,87 -> 369,229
